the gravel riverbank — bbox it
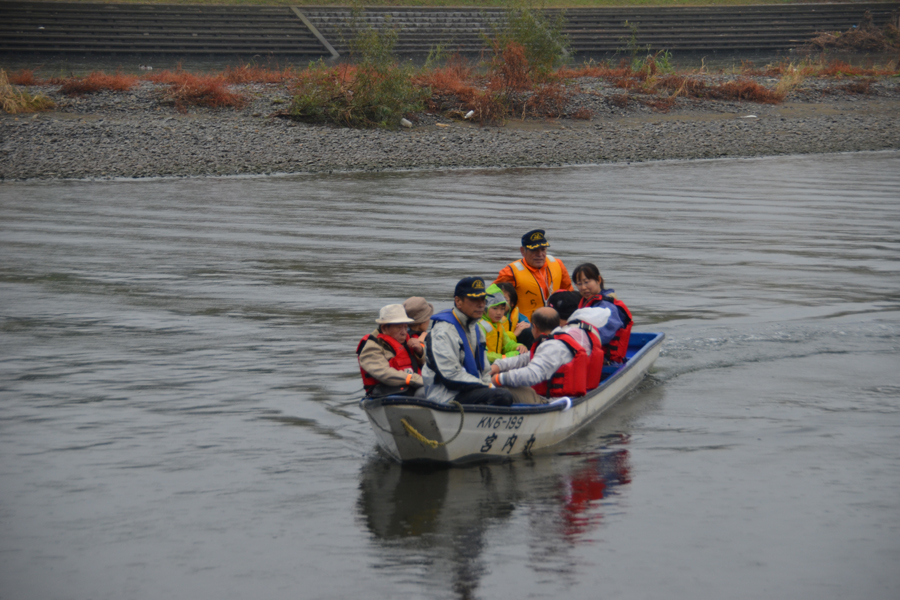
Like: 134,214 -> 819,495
2,75 -> 899,180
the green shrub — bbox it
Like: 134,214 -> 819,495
486,5 -> 570,77
289,23 -> 427,128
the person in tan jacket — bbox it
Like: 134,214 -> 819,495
356,304 -> 426,397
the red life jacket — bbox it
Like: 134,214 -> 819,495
355,333 -> 420,395
578,294 -> 633,364
606,299 -> 633,363
568,321 -> 605,389
530,332 -> 588,398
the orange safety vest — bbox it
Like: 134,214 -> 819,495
530,331 -> 588,398
508,255 -> 564,320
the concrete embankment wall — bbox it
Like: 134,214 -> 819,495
1,1 -> 898,57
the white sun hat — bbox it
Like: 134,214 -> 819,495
376,304 -> 414,325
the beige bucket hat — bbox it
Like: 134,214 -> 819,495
376,304 -> 414,325
403,297 -> 434,324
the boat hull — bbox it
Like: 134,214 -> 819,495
361,332 -> 664,464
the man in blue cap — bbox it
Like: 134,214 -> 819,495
493,229 -> 573,321
423,277 -> 543,405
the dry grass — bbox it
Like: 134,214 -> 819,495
1,69 -> 55,114
8,69 -> 43,86
806,13 -> 899,53
488,41 -> 534,93
840,78 -> 876,94
4,43 -> 898,123
145,69 -> 247,110
744,57 -> 899,79
557,60 -> 633,81
222,64 -> 294,84
705,79 -> 784,103
59,71 -> 139,96
774,66 -> 805,97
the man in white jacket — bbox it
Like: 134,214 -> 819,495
490,304 -> 611,394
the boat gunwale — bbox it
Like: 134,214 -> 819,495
360,331 -> 664,416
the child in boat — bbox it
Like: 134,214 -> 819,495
478,284 -> 529,364
572,263 -> 633,363
495,281 -> 534,348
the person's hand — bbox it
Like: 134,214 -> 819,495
514,321 -> 529,335
407,337 -> 424,356
516,344 -> 528,354
490,363 -> 500,376
418,331 -> 429,342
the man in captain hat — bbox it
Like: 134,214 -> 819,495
423,277 -> 544,406
493,229 -> 573,321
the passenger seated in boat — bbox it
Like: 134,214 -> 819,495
572,263 -> 633,364
548,291 -> 614,388
495,281 -> 533,347
356,304 -> 425,398
478,284 -> 528,364
402,296 -> 434,347
490,304 -> 611,398
422,277 -> 544,406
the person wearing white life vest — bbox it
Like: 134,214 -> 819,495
493,229 -> 573,321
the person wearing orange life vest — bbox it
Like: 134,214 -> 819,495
489,305 -> 610,400
356,304 -> 425,398
493,229 -> 573,321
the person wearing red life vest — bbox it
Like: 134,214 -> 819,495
547,291 -> 611,390
490,306 -> 609,400
572,263 -> 632,363
357,304 -> 425,397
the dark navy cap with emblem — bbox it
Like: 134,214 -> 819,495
454,276 -> 488,299
522,229 -> 550,250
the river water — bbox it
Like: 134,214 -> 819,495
1,151 -> 899,600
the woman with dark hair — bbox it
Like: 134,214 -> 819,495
572,263 -> 633,364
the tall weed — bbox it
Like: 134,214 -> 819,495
1,69 -> 55,113
486,5 -> 569,78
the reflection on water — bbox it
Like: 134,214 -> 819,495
358,438 -> 632,599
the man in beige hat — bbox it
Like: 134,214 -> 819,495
356,304 -> 425,397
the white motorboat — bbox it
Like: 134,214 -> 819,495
360,332 -> 664,464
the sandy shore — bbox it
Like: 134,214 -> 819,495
2,74 -> 899,180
